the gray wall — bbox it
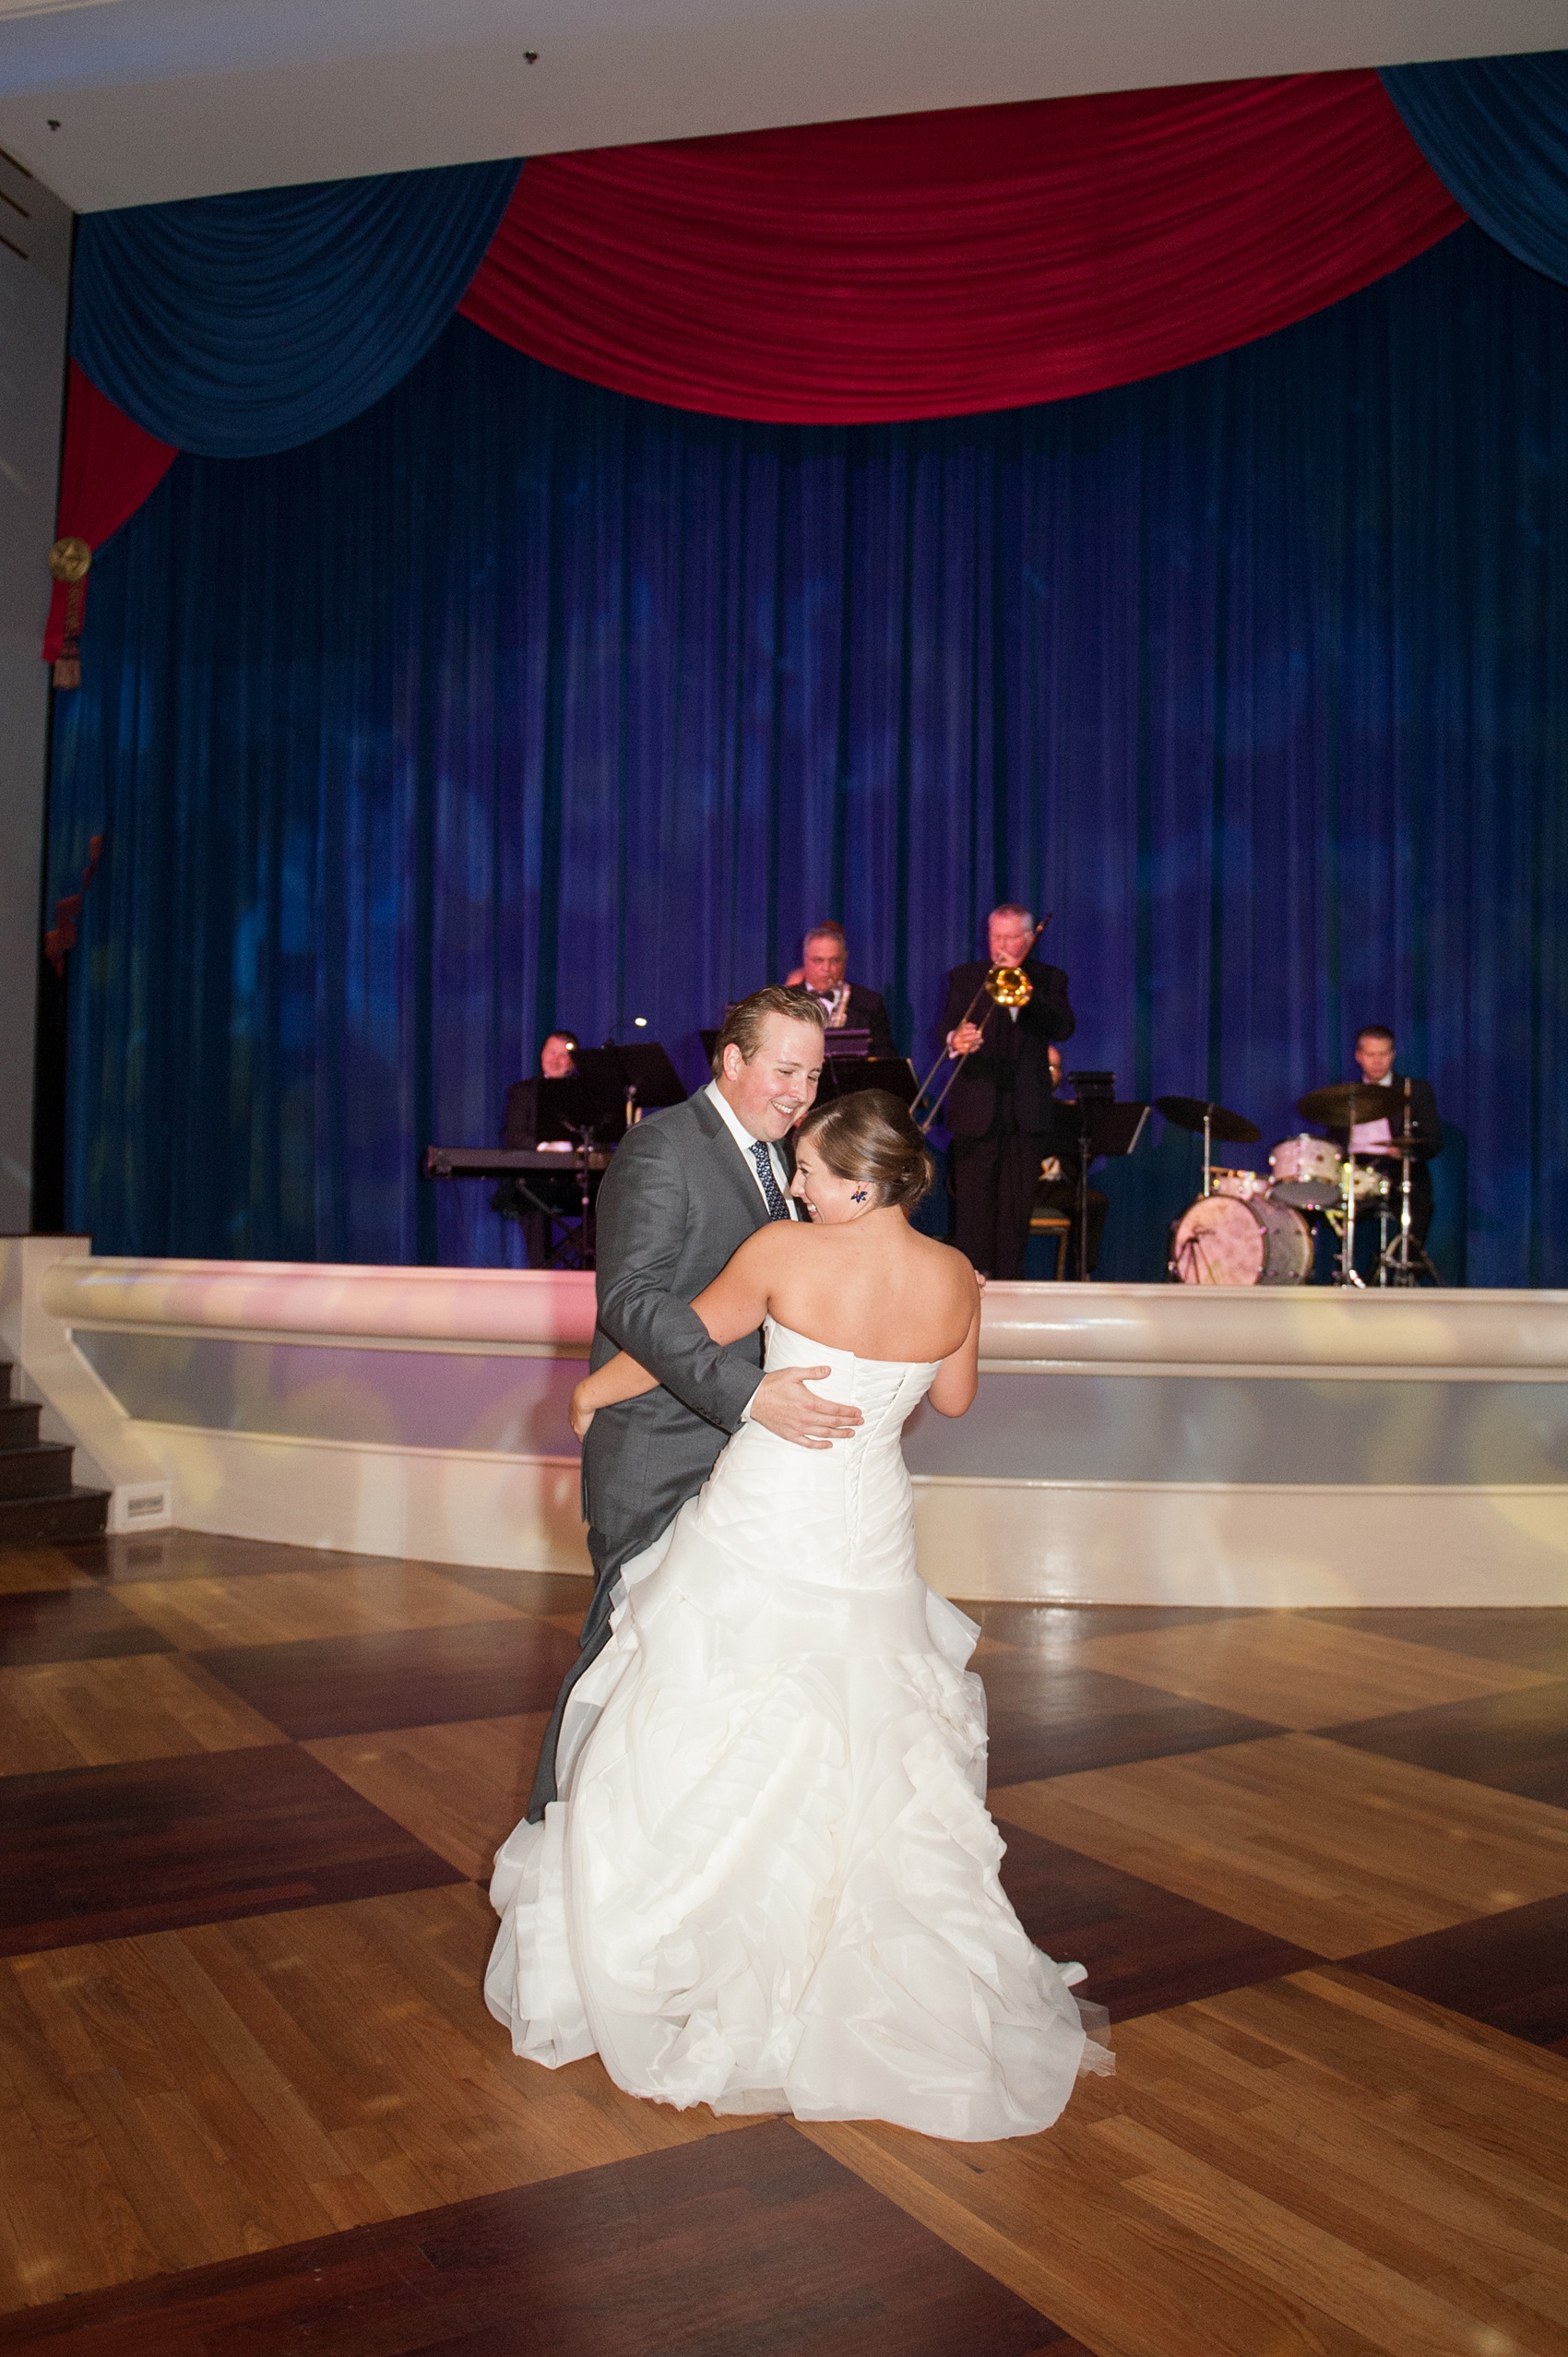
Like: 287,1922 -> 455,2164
0,150 -> 70,1233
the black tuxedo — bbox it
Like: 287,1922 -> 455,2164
802,981 -> 897,1057
938,956 -> 1075,1277
1329,1071 -> 1442,1247
938,958 -> 1075,1137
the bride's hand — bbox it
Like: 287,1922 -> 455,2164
569,1384 -> 595,1441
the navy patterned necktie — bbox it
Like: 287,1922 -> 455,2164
749,1137 -> 790,1220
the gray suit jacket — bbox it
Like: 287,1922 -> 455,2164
529,1088 -> 797,1818
580,1089 -> 793,1586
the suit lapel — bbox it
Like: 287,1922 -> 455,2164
691,1089 -> 774,1232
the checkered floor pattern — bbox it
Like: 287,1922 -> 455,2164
1,1531 -> 1564,2354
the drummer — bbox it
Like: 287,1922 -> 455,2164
1334,1025 -> 1443,1255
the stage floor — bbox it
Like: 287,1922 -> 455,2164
1,1530 -> 1565,2354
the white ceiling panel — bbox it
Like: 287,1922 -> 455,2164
0,0 -> 1562,212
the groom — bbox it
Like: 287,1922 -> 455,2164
528,984 -> 863,1816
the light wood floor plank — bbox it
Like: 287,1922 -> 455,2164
802,2105 -> 1382,2357
0,1885 -> 752,2310
808,1970 -> 1568,2357
992,1734 -> 1568,1955
0,1653 -> 285,1773
1075,1613 -> 1559,1730
0,1549 -> 92,1595
0,1968 -> 166,2308
116,1564 -> 527,1649
303,1714 -> 545,1880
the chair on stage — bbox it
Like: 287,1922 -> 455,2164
1028,1206 -> 1073,1281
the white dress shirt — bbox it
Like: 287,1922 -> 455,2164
1349,1070 -> 1393,1152
704,1081 -> 798,1423
704,1080 -> 798,1216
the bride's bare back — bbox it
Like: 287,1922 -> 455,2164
760,1216 -> 976,1364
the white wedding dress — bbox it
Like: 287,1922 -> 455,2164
486,1317 -> 1111,2141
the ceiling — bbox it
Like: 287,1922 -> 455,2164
0,0 -> 1562,213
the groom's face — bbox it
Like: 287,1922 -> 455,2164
720,1015 -> 825,1141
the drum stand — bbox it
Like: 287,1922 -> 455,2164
1334,1152 -> 1365,1288
1376,1146 -> 1441,1287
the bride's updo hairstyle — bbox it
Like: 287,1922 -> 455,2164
797,1089 -> 935,1212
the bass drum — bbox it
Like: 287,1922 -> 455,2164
1171,1192 -> 1313,1286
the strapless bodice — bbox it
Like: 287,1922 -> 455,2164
662,1316 -> 940,1601
755,1315 -> 940,1442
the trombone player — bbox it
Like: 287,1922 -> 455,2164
939,902 -> 1075,1278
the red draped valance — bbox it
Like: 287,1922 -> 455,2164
43,363 -> 177,664
458,71 -> 1463,422
48,69 -> 1467,673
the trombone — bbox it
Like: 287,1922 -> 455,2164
909,918 -> 1051,1136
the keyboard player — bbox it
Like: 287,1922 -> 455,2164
495,1030 -> 586,1265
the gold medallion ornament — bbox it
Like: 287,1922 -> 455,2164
47,535 -> 91,687
48,536 -> 91,584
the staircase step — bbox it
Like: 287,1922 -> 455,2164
0,1443 -> 76,1501
0,1487 -> 110,1543
0,1399 -> 42,1449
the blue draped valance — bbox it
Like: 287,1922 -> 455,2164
1382,49 -> 1568,287
71,159 -> 521,458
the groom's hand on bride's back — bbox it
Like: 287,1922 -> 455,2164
748,1367 -> 863,1450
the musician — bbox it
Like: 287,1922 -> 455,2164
1036,1045 -> 1109,1276
496,1031 -> 584,1267
940,903 -> 1075,1279
1335,1023 -> 1442,1251
784,923 -> 897,1056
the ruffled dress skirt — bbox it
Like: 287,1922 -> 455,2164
485,1326 -> 1111,2142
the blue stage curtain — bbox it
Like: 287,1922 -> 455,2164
1382,51 -> 1568,285
47,222 -> 1568,1284
71,160 -> 521,458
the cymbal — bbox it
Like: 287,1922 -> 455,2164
1297,1082 -> 1394,1128
1156,1095 -> 1262,1146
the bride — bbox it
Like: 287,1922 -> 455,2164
485,1088 -> 1111,2141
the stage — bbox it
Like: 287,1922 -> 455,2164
6,1236 -> 1567,1608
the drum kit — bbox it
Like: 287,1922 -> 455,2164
1160,1083 -> 1433,1287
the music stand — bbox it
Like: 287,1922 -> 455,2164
823,1029 -> 873,1060
1055,1099 -> 1149,1282
578,1042 -> 686,1131
537,1071 -> 625,1263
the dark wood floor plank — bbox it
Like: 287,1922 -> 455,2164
0,2121 -> 1071,2355
0,1747 -> 464,1956
958,1602 -> 1250,1648
434,1567 -> 594,1620
1302,1606 -> 1568,1678
1325,1680 -> 1568,1807
59,1533 -> 454,1588
191,1619 -> 582,1740
997,1818 -> 1322,2020
1348,1890 -> 1568,2051
0,1589 -> 174,1668
979,1658 -> 1283,1787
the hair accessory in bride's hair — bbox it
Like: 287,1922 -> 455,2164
796,1089 -> 936,1215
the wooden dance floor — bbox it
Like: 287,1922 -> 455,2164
1,1532 -> 1566,2355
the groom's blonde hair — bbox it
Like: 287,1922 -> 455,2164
711,986 -> 826,1079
